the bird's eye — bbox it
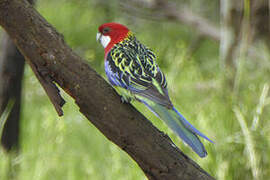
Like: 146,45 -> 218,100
102,27 -> 110,34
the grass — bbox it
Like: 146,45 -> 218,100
0,0 -> 270,179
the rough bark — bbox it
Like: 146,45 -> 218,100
0,32 -> 24,151
0,0 -> 215,179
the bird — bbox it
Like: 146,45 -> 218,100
96,22 -> 213,157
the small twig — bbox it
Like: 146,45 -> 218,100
27,60 -> 65,116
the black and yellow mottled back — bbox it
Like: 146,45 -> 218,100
105,33 -> 173,108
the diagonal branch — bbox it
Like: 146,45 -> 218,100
0,0 -> 215,179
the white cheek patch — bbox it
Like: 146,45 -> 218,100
100,35 -> 111,49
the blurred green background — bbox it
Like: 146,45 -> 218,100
0,0 -> 270,179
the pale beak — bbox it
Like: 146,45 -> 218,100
96,33 -> 111,48
96,32 -> 102,43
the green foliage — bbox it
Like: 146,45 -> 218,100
1,0 -> 270,179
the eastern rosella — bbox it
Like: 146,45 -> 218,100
96,22 -> 213,157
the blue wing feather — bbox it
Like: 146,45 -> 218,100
105,60 -> 126,87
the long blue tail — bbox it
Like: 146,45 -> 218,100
142,100 -> 213,158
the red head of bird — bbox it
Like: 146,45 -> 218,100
97,22 -> 131,56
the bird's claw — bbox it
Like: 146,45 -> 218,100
121,96 -> 131,104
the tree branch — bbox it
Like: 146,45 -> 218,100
0,0 -> 215,179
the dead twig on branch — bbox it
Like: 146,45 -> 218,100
0,0 -> 215,179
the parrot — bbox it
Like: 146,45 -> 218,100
96,22 -> 213,157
